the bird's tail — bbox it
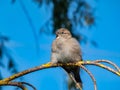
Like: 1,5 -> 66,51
63,66 -> 82,89
72,66 -> 82,89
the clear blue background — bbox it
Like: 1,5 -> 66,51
0,0 -> 120,90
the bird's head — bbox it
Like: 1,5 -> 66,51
56,28 -> 72,39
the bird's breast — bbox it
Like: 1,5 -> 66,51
57,44 -> 75,63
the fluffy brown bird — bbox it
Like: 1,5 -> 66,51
51,28 -> 82,88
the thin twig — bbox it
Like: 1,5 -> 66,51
69,73 -> 82,90
80,65 -> 97,90
92,60 -> 120,72
78,61 -> 120,76
0,82 -> 27,90
21,82 -> 36,90
93,63 -> 120,76
19,0 -> 39,54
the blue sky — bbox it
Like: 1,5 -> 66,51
0,0 -> 120,90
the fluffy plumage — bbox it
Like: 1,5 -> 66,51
51,28 -> 82,88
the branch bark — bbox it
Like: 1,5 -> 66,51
0,60 -> 119,90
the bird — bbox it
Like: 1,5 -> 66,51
51,28 -> 82,89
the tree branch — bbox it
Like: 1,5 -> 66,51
93,60 -> 120,72
78,60 -> 120,76
0,60 -> 119,90
68,73 -> 82,90
80,65 -> 97,90
20,82 -> 36,90
0,81 -> 27,90
19,0 -> 39,54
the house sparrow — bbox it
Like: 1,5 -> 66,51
51,28 -> 82,88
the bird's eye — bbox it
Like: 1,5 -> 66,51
61,32 -> 64,34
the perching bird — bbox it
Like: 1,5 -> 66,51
51,28 -> 82,89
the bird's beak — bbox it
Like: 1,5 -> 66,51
56,34 -> 60,39
56,34 -> 59,39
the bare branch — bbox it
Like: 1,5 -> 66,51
0,62 -> 56,82
21,82 -> 36,90
18,0 -> 39,53
80,65 -> 97,90
0,82 -> 27,90
92,60 -> 120,72
0,60 -> 119,90
69,73 -> 82,90
77,61 -> 120,76
0,81 -> 36,90
93,63 -> 120,76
